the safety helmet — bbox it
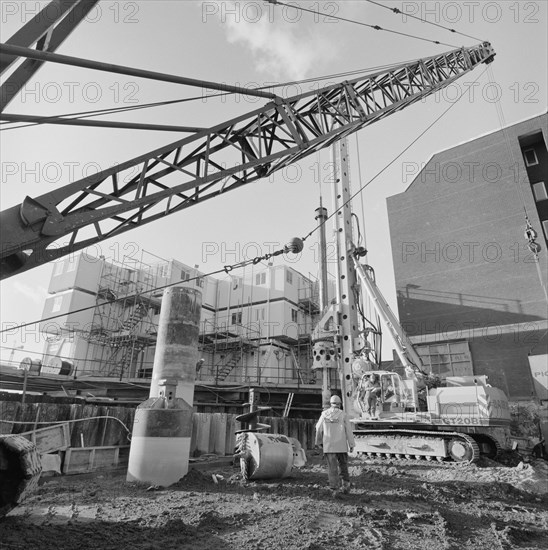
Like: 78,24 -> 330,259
330,395 -> 342,405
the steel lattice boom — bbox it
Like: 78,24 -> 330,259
0,43 -> 495,278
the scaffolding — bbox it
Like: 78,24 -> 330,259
63,253 -> 324,391
195,274 -> 322,388
293,275 -> 321,385
82,254 -> 164,379
198,319 -> 259,383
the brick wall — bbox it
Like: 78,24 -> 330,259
387,114 -> 548,398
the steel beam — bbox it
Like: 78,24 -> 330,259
1,0 -> 100,112
0,43 -> 496,279
0,113 -> 204,133
0,43 -> 278,101
0,0 -> 79,73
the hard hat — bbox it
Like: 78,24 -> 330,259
330,395 -> 342,405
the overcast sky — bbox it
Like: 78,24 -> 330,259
1,0 -> 547,362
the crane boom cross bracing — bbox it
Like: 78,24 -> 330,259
0,43 -> 495,279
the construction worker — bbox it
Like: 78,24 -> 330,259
315,394 -> 355,496
360,373 -> 381,419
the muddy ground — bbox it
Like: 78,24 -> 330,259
1,453 -> 547,550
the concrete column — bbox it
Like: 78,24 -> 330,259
149,286 -> 202,403
126,286 -> 202,486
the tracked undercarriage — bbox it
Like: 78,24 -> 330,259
353,429 -> 493,463
343,368 -> 512,465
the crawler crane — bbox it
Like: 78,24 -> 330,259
1,40 -> 496,278
0,5 -> 502,492
311,139 -> 512,464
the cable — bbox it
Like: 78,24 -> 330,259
0,95 -> 208,132
487,65 -> 528,217
351,212 -> 363,247
363,0 -> 484,43
0,60 -> 414,133
354,132 -> 368,256
197,383 -> 251,390
301,65 -> 490,244
486,66 -> 547,304
0,241 -> 298,335
1,69 -> 488,337
267,0 -> 460,48
0,343 -> 155,368
1,416 -> 132,439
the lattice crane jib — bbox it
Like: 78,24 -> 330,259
0,42 -> 495,279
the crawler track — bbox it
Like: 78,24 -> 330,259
354,429 -> 481,463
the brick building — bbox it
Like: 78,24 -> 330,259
387,113 -> 547,400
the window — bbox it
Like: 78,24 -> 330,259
51,296 -> 63,313
53,261 -> 65,276
195,277 -> 204,288
231,312 -> 242,325
291,309 -> 298,322
532,182 -> 548,202
255,272 -> 266,285
66,258 -> 77,272
255,308 -> 265,321
181,269 -> 190,281
523,148 -> 539,167
543,220 -> 548,241
286,270 -> 293,284
158,264 -> 169,278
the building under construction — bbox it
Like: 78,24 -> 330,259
37,250 -> 336,417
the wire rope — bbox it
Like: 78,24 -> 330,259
267,0 -> 460,48
1,70 -> 489,337
363,0 -> 484,42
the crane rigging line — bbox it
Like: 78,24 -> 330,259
266,0 -> 460,48
0,66 -> 489,338
0,59 -> 417,132
300,65 -> 490,244
487,65 -> 528,218
363,0 -> 484,43
486,65 -> 548,304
